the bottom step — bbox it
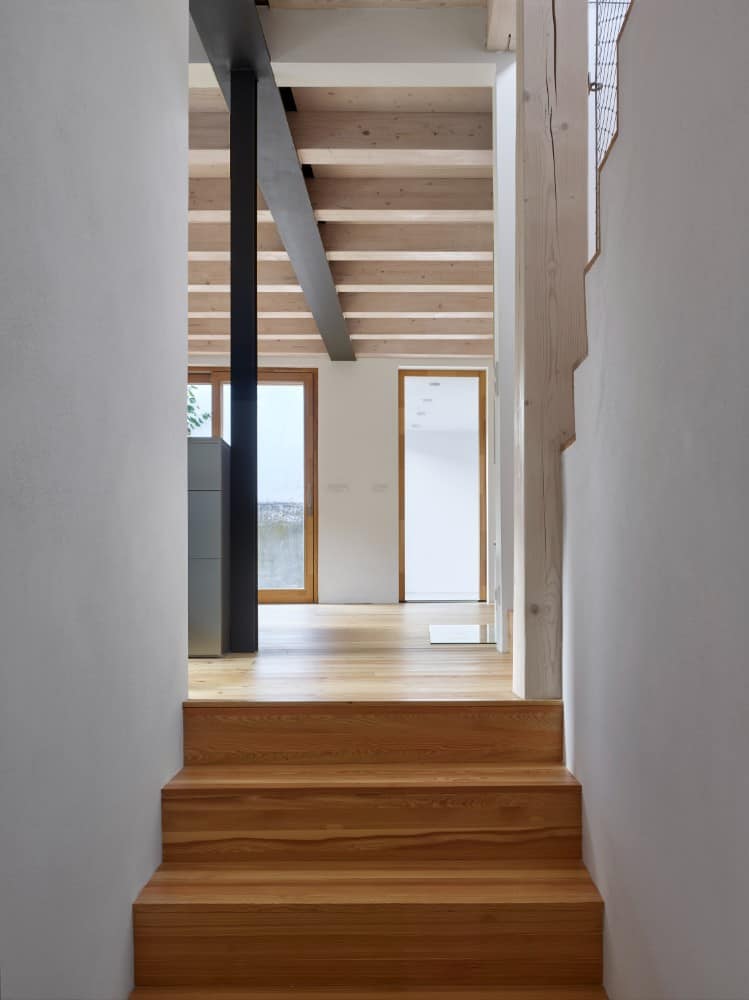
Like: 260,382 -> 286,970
131,992 -> 608,999
134,864 -> 602,989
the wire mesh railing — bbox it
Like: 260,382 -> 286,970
589,0 -> 632,166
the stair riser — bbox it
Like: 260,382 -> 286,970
183,702 -> 564,765
134,903 -> 602,989
130,991 -> 609,1000
162,786 -> 582,863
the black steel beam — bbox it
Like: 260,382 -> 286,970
189,0 -> 355,362
229,69 -> 259,653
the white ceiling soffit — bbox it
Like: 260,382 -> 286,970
258,8 -> 513,88
189,10 -> 514,89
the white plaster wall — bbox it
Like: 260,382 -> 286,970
252,357 -> 493,604
563,2 -> 749,997
0,4 -> 187,998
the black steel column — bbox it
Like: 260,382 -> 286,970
229,68 -> 258,652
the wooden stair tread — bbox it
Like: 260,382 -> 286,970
165,763 -> 579,792
136,862 -> 602,907
131,989 -> 608,999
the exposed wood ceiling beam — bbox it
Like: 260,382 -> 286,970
290,87 -> 493,114
331,260 -> 494,290
322,223 -> 493,260
189,259 -> 494,290
189,222 -> 494,261
189,338 -> 493,358
189,177 -> 493,222
190,317 -> 493,336
290,111 -> 492,166
189,291 -> 494,314
190,110 -> 492,167
487,0 -> 516,51
190,0 -> 354,361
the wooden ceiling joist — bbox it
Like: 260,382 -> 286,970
189,259 -> 494,290
288,111 -> 493,167
189,291 -> 493,315
189,222 -> 494,261
487,0 -> 516,51
321,223 -> 493,260
190,110 -> 493,167
190,316 -> 493,336
290,87 -> 492,114
189,177 -> 493,223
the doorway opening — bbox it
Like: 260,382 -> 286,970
398,369 -> 487,603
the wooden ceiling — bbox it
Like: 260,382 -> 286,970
188,83 -> 495,358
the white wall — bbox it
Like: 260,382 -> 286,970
563,2 -> 749,997
0,4 -> 187,998
247,357 -> 494,604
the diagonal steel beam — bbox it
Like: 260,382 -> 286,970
190,0 -> 355,361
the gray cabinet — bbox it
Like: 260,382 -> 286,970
188,438 -> 229,656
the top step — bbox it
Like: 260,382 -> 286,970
130,986 -> 606,1000
183,700 -> 563,765
132,991 -> 607,999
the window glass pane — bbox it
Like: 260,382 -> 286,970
258,383 -> 305,590
221,382 -> 231,443
220,380 -> 307,591
187,383 -> 212,437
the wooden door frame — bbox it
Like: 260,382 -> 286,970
398,368 -> 487,604
187,365 -> 318,604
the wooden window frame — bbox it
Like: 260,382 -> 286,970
398,368 -> 487,604
187,366 -> 229,439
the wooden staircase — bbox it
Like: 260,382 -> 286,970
131,700 -> 606,998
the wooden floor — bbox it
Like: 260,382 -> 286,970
189,602 -> 514,701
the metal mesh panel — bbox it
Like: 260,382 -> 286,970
591,0 -> 632,165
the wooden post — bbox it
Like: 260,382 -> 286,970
513,0 -> 588,698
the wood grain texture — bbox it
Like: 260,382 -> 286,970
487,0 -> 517,50
183,701 -> 563,766
189,291 -> 493,316
190,177 -> 493,222
190,110 -> 492,161
514,0 -> 588,698
188,604 -> 511,702
292,86 -> 493,114
132,991 -> 607,999
132,990 -> 607,999
190,317 -> 493,337
134,863 -> 602,988
188,259 -> 494,290
162,763 -> 581,863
